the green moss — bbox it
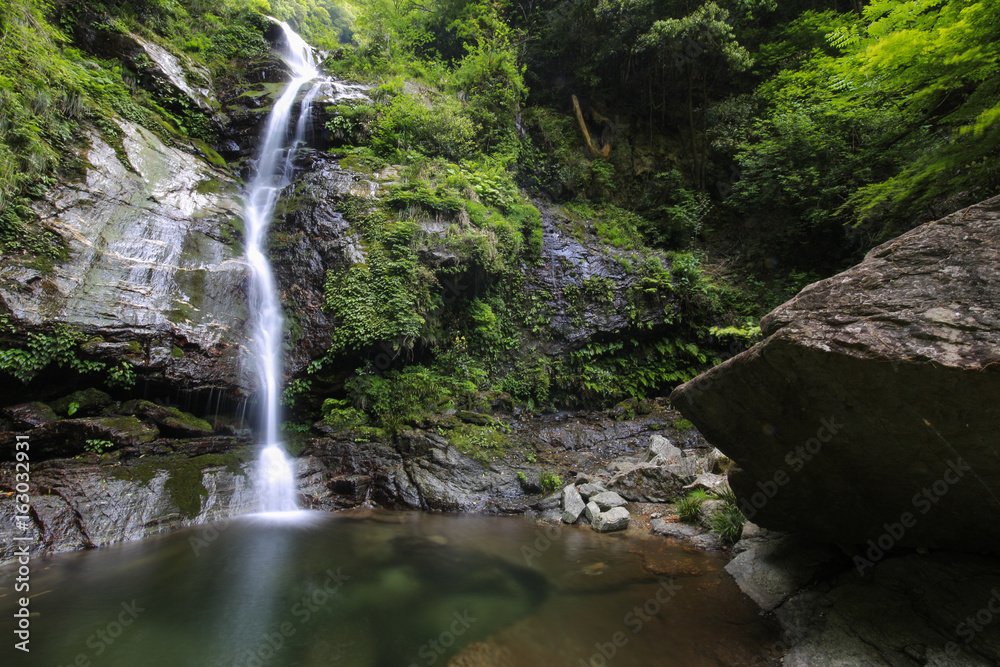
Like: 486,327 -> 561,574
98,416 -> 158,442
191,139 -> 227,168
238,83 -> 286,100
449,423 -> 510,466
49,387 -> 112,416
672,418 -> 695,431
112,449 -> 253,519
134,399 -> 213,434
196,179 -> 222,194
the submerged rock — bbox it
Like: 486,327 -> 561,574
650,517 -> 723,550
671,195 -> 1000,553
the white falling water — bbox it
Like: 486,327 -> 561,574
246,21 -> 321,513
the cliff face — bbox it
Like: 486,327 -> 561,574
2,118 -> 250,392
671,195 -> 1000,552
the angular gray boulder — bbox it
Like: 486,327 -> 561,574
585,500 -> 601,523
561,484 -> 586,524
590,490 -> 628,511
592,507 -> 630,533
670,196 -> 1000,553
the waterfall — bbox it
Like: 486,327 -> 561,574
246,21 -> 320,513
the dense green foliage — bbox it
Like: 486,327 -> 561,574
0,0 -> 349,257
731,0 -> 1000,263
0,319 -> 136,389
502,0 -> 999,270
4,0 -> 998,430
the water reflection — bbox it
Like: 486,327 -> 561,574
0,511 -> 777,666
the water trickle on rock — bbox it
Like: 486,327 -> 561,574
246,21 -> 321,513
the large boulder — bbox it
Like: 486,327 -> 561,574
671,196 -> 1000,553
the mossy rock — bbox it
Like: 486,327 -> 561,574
112,448 -> 253,519
455,410 -> 495,426
126,400 -> 214,437
60,415 -> 159,447
448,423 -> 511,466
3,402 -> 58,429
49,388 -> 113,417
424,414 -> 462,430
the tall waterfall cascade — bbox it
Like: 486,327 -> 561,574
247,21 -> 321,513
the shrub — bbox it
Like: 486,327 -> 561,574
676,489 -> 709,523
370,93 -> 476,161
539,472 -> 563,493
321,398 -> 367,431
708,486 -> 745,544
84,439 -> 113,454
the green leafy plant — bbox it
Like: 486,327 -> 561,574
105,361 -> 136,389
539,472 -> 563,494
67,402 -> 80,417
321,398 -> 367,431
84,439 -> 113,454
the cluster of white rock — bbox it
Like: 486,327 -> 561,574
560,482 -> 631,532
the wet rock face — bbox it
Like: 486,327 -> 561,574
523,206 -> 678,353
671,196 -> 1000,553
1,118 -> 249,393
298,429 -> 526,513
0,438 -> 257,563
297,404 -> 710,516
74,23 -> 221,117
268,152 -> 370,377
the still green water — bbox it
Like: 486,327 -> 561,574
1,510 -> 777,666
